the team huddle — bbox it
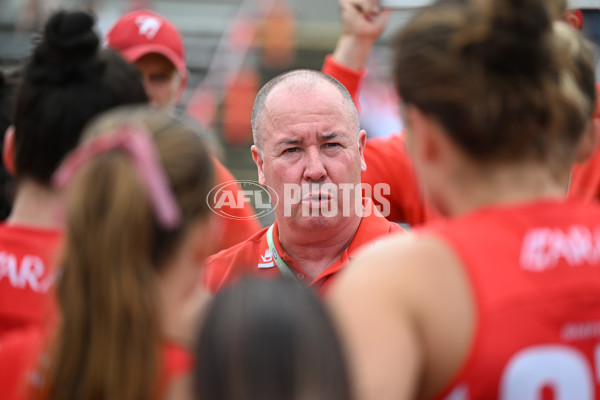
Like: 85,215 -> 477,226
0,0 -> 599,399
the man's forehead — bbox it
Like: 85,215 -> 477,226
254,75 -> 359,148
267,79 -> 340,101
263,83 -> 348,120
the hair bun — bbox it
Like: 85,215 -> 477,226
44,10 -> 99,60
458,0 -> 553,78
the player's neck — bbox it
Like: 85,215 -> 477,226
443,161 -> 569,217
276,215 -> 361,279
7,179 -> 64,229
157,272 -> 212,347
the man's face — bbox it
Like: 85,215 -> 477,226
134,53 -> 183,109
252,83 -> 367,231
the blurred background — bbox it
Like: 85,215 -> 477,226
0,0 -> 415,182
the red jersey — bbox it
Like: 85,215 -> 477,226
0,328 -> 193,400
204,199 -> 401,295
571,147 -> 600,202
162,341 -> 194,383
423,200 -> 600,400
0,224 -> 61,339
212,158 -> 262,252
0,327 -> 46,400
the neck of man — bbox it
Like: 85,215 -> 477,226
441,160 -> 570,217
276,213 -> 362,280
7,178 -> 64,229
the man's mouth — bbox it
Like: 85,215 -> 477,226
303,191 -> 332,201
307,194 -> 330,201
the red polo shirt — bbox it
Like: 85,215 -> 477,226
203,199 -> 402,295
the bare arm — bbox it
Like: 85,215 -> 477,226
327,236 -> 424,400
332,0 -> 392,71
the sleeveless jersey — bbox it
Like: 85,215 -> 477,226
0,224 -> 61,339
426,199 -> 600,400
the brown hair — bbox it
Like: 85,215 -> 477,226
394,0 -> 594,168
552,21 -> 596,115
38,106 -> 214,400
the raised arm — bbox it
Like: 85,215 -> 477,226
333,0 -> 391,71
323,0 -> 391,105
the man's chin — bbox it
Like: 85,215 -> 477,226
294,210 -> 345,230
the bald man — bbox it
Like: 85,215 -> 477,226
203,70 -> 401,295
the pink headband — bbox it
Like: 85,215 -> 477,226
53,124 -> 182,229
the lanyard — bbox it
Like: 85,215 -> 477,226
266,224 -> 301,283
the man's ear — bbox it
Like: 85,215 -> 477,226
251,145 -> 266,186
358,129 -> 367,173
3,125 -> 15,176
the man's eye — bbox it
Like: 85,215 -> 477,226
282,147 -> 299,154
323,143 -> 340,149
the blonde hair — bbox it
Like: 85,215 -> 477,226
38,106 -> 214,400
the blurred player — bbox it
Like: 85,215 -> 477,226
106,10 -> 262,251
329,1 -> 600,399
0,10 -> 147,340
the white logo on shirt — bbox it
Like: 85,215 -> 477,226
135,16 -> 162,39
0,252 -> 55,293
520,225 -> 600,272
258,249 -> 274,269
370,240 -> 384,249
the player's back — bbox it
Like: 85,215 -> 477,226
428,199 -> 600,400
0,224 -> 60,339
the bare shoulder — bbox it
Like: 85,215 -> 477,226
327,233 -> 475,400
331,232 -> 463,305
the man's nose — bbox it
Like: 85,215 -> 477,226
302,148 -> 327,182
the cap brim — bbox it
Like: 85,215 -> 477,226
121,44 -> 186,76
